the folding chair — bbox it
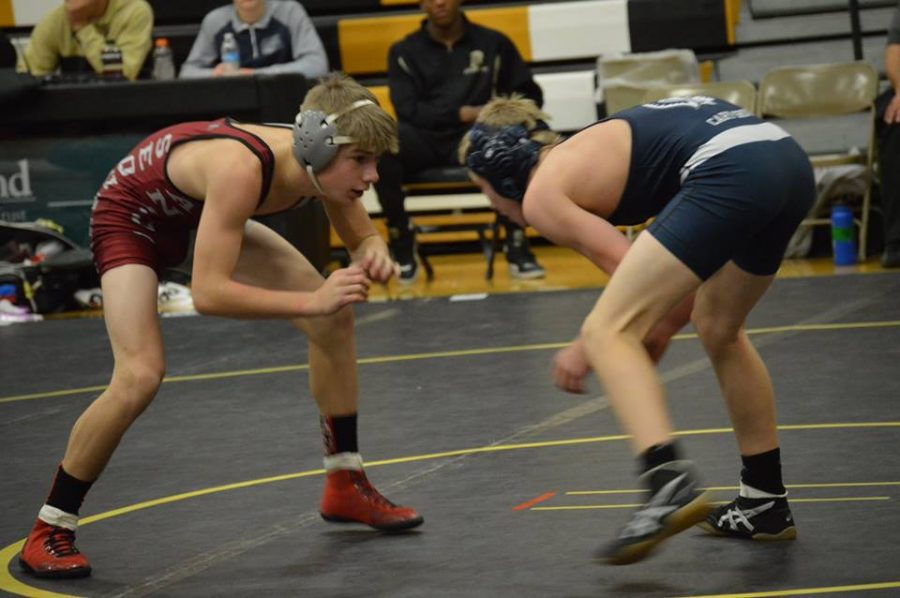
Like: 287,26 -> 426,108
597,49 -> 701,114
757,61 -> 879,261
641,79 -> 757,113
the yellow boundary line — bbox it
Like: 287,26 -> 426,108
569,481 -> 900,495
2,422 -> 899,597
675,580 -> 900,598
534,497 -> 891,510
3,319 -> 900,405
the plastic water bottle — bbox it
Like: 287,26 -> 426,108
220,32 -> 240,74
0,283 -> 18,305
151,37 -> 176,80
100,41 -> 124,79
831,204 -> 857,266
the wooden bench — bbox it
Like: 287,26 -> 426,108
401,166 -> 498,281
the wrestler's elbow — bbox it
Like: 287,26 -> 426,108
189,282 -> 223,316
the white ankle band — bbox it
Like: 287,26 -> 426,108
38,504 -> 79,531
740,481 -> 787,499
323,452 -> 363,471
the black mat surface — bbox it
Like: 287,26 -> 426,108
2,273 -> 899,597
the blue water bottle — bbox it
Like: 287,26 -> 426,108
0,283 -> 17,304
831,204 -> 857,266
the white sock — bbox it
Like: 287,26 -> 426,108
323,452 -> 363,472
38,504 -> 79,531
740,481 -> 787,499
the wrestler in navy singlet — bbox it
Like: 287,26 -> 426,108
597,97 -> 815,279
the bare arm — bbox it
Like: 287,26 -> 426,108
885,44 -> 900,124
525,186 -> 632,275
526,188 -> 631,393
323,198 -> 397,283
527,187 -> 691,391
189,148 -> 367,317
887,44 -> 900,91
323,197 -> 380,254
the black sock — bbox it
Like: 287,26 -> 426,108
320,414 -> 358,455
45,464 -> 94,516
640,441 -> 680,474
741,447 -> 786,495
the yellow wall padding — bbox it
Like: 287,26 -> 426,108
368,85 -> 396,120
380,0 -> 418,5
724,0 -> 741,45
338,6 -> 531,75
468,7 -> 530,61
699,60 -> 714,83
0,0 -> 14,27
339,14 -> 421,75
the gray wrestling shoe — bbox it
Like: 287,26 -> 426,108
599,461 -> 711,565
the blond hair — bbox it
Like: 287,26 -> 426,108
301,72 -> 399,155
457,95 -> 561,164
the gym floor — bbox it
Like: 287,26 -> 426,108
1,259 -> 899,597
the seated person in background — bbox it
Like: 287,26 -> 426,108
16,0 -> 153,81
460,95 -> 811,564
377,0 -> 546,282
0,30 -> 41,108
877,1 -> 900,268
0,29 -> 18,68
179,0 -> 328,79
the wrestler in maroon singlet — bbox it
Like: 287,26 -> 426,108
90,118 -> 278,275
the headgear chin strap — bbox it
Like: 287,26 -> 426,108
465,120 -> 548,202
292,99 -> 375,195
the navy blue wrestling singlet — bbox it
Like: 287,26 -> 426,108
596,96 -> 816,279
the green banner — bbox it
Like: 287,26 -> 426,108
0,135 -> 143,246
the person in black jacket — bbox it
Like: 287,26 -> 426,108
0,29 -> 18,68
376,0 -> 546,282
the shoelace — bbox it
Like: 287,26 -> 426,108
45,527 -> 80,557
717,500 -> 775,532
350,473 -> 398,509
719,507 -> 753,531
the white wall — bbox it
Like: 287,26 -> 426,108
529,0 -> 631,61
11,0 -> 57,27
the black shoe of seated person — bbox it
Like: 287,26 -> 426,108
389,225 -> 418,283
881,245 -> 900,268
506,229 -> 545,279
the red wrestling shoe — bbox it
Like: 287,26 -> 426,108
320,469 -> 423,531
19,519 -> 92,578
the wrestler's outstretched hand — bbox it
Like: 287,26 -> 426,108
552,339 -> 592,394
308,265 -> 370,315
357,247 -> 399,284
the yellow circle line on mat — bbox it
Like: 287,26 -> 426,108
533,497 -> 892,510
3,319 -> 900,404
674,581 -> 900,597
1,422 -> 899,597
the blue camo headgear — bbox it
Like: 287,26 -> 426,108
465,121 -> 548,202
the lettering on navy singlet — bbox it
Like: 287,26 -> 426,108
603,96 -> 764,225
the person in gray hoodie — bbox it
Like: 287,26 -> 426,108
180,0 -> 327,79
